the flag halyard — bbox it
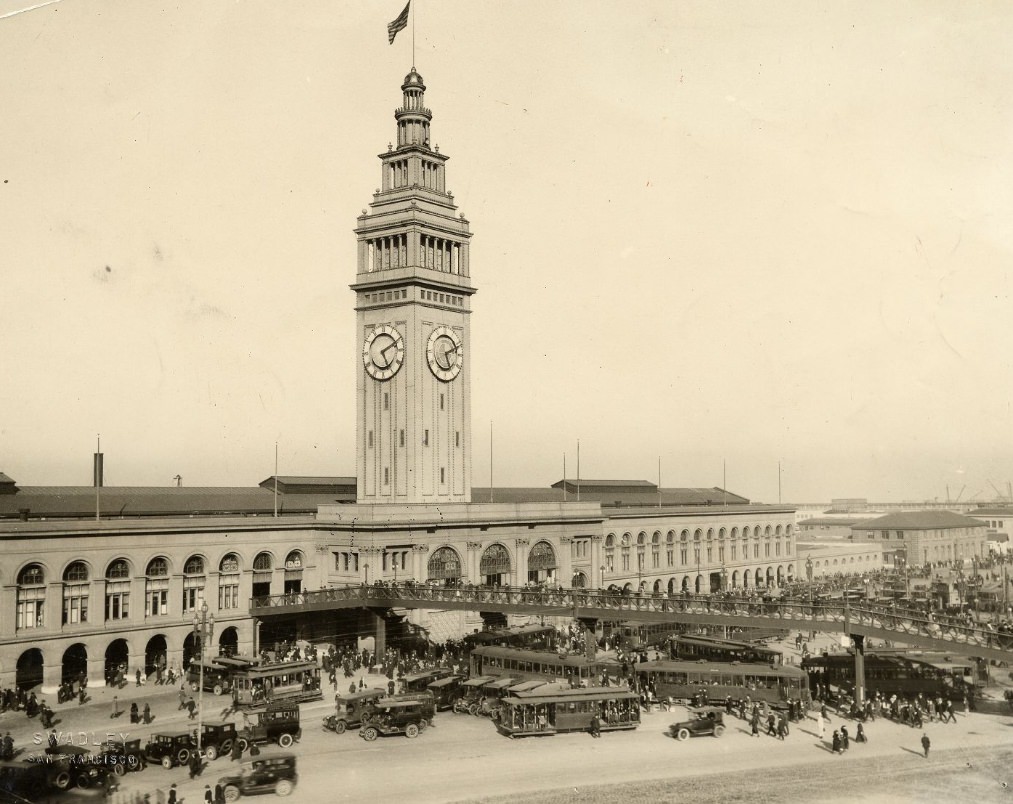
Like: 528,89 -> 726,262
388,2 -> 410,44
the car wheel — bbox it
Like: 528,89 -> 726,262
191,682 -> 200,692
224,784 -> 241,802
113,762 -> 127,777
405,723 -> 420,738
237,738 -> 249,753
177,749 -> 190,765
53,771 -> 72,790
361,727 -> 378,742
161,756 -> 173,770
469,704 -> 479,716
278,733 -> 294,748
275,779 -> 294,797
220,739 -> 233,755
213,683 -> 224,696
714,725 -> 725,737
417,720 -> 428,732
676,728 -> 690,741
205,745 -> 218,761
333,720 -> 346,734
75,772 -> 92,789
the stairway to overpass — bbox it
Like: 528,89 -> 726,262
250,584 -> 1013,664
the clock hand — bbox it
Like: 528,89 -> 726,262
379,341 -> 398,364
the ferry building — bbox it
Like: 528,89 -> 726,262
0,70 -> 796,692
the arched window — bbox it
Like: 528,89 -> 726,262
285,551 -> 303,570
427,547 -> 462,581
680,530 -> 689,566
145,558 -> 169,617
63,562 -> 89,625
253,553 -> 272,571
283,552 -> 304,596
219,553 -> 240,610
479,544 -> 511,585
621,534 -> 632,572
17,564 -> 45,631
105,559 -> 130,621
183,556 -> 206,614
528,541 -> 557,583
665,531 -> 674,567
604,534 -> 615,574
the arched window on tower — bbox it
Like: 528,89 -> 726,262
62,562 -> 89,625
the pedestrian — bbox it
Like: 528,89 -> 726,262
921,731 -> 930,758
179,685 -> 188,710
204,783 -> 213,803
816,712 -> 825,740
130,702 -> 139,724
855,722 -> 866,743
832,730 -> 841,754
78,685 -> 87,705
230,736 -> 243,761
136,669 -> 143,687
187,698 -> 197,720
143,703 -> 152,725
215,782 -> 226,804
168,783 -> 178,804
841,724 -> 849,750
589,714 -> 601,738
750,715 -> 759,737
111,695 -> 120,719
189,749 -> 202,779
767,713 -> 776,736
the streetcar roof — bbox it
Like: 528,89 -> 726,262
673,635 -> 779,652
401,669 -> 450,682
507,680 -> 549,693
504,686 -> 638,705
637,659 -> 804,677
213,656 -> 260,668
235,660 -> 317,675
335,688 -> 386,702
472,646 -> 617,667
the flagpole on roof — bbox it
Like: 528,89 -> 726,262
576,440 -> 580,502
412,0 -> 416,68
274,442 -> 279,518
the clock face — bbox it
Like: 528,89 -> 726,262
426,325 -> 463,382
362,324 -> 405,381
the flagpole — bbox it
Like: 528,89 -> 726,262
563,454 -> 567,502
412,0 -> 416,68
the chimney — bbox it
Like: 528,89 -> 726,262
18,508 -> 29,522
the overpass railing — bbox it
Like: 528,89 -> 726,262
250,584 -> 1013,653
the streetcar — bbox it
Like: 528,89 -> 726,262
635,660 -> 809,708
801,650 -> 983,701
399,667 -> 455,694
185,659 -> 233,695
462,624 -> 557,652
469,646 -> 619,685
496,687 -> 640,738
232,660 -> 322,708
669,635 -> 783,666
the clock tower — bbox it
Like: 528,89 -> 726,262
353,69 -> 474,504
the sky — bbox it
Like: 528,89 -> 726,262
1,1 -> 1011,504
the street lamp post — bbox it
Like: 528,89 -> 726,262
192,600 -> 215,761
599,565 -> 605,590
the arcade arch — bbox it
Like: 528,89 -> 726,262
427,546 -> 463,585
480,544 -> 511,586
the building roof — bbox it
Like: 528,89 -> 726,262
551,479 -> 657,490
799,517 -> 868,527
851,510 -> 986,531
474,486 -> 750,507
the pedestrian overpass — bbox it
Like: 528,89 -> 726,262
250,585 -> 1013,664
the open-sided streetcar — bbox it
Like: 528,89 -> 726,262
232,660 -> 322,708
496,687 -> 640,738
636,659 -> 809,707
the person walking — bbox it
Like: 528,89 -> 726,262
130,702 -> 139,724
921,731 -> 930,758
136,669 -> 143,687
204,784 -> 213,803
816,711 -> 825,740
840,724 -> 849,751
589,714 -> 601,738
143,703 -> 152,725
750,714 -> 760,737
855,722 -> 867,743
832,730 -> 841,754
167,784 -> 178,804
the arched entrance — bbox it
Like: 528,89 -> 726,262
105,639 -> 129,686
527,541 -> 557,584
284,551 -> 304,594
622,583 -> 633,594
742,569 -> 751,588
766,567 -> 775,586
786,564 -> 795,581
427,546 -> 462,586
667,578 -> 676,595
145,635 -> 168,678
219,626 -> 239,658
681,577 -> 690,592
694,575 -> 703,594
61,643 -> 87,686
16,648 -> 43,691
479,544 -> 511,586
571,571 -> 588,588
776,565 -> 785,585
182,632 -> 199,670
731,570 -> 739,589
653,579 -> 662,594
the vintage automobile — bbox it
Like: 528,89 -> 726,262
359,699 -> 431,741
43,744 -> 113,790
238,704 -> 301,750
218,753 -> 297,799
669,706 -> 727,740
196,722 -> 238,761
0,759 -> 49,800
97,738 -> 146,776
322,688 -> 387,734
144,731 -> 195,769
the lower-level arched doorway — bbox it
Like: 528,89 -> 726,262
218,626 -> 239,658
777,566 -> 785,585
694,575 -> 703,594
105,639 -> 129,686
61,643 -> 88,686
653,579 -> 662,594
667,578 -> 677,595
145,635 -> 168,678
571,571 -> 588,588
182,632 -> 199,670
742,569 -> 751,588
766,567 -> 775,586
731,570 -> 739,589
16,648 -> 43,691
681,577 -> 690,592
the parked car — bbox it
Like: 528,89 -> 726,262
322,688 -> 387,734
669,706 -> 726,740
217,753 -> 297,799
197,722 -> 238,761
144,731 -> 194,769
359,698 -> 431,741
238,704 -> 301,750
97,738 -> 146,776
43,745 -> 112,790
0,759 -> 49,800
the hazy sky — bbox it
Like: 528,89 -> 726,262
1,1 -> 1011,503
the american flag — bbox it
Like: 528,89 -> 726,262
388,2 -> 410,44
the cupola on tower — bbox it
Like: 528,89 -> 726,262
353,69 -> 475,504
